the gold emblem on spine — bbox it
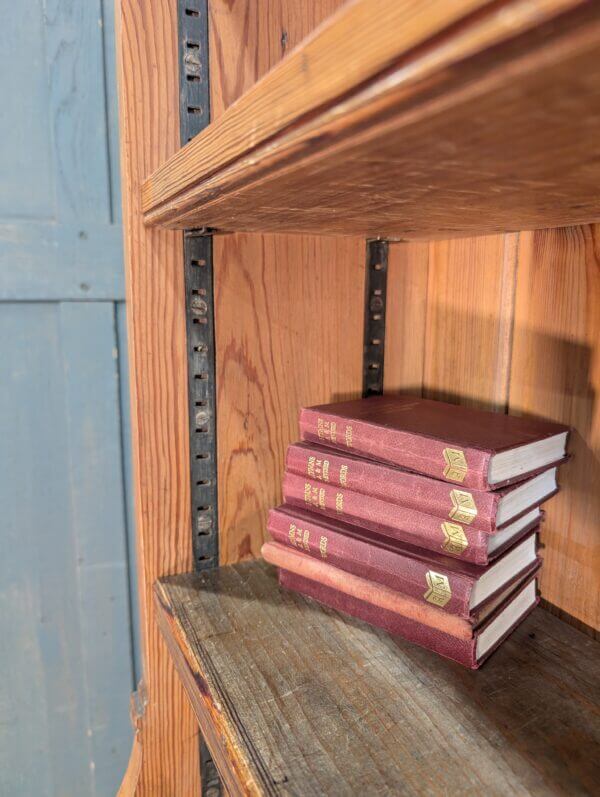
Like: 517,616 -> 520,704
443,448 -> 468,482
449,490 -> 477,525
424,571 -> 452,608
441,522 -> 468,555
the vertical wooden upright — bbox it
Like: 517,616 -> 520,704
115,1 -> 201,793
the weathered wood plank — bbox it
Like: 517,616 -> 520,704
0,302 -> 134,796
143,0 -> 600,239
0,223 -> 124,301
148,0 -> 490,217
156,560 -> 600,796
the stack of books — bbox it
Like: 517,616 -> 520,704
262,395 -> 570,668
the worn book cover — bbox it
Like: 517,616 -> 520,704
278,566 -> 539,668
268,505 -> 540,618
283,472 -> 541,565
286,441 -> 559,531
300,395 -> 569,489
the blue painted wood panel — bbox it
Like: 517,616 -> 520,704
0,0 -> 137,795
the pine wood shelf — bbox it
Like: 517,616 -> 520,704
142,0 -> 600,240
154,560 -> 600,796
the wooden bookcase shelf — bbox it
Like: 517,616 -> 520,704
155,560 -> 600,796
142,0 -> 600,239
116,0 -> 600,792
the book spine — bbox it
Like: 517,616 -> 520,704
286,443 -> 498,531
278,569 -> 477,668
299,408 -> 492,489
263,542 -> 472,639
268,507 -> 474,616
282,472 -> 491,565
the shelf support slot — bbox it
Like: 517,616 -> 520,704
363,240 -> 389,397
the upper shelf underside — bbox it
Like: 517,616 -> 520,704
142,0 -> 600,239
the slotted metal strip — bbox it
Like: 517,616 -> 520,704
363,240 -> 389,397
177,2 -> 221,794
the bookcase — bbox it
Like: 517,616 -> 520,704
116,1 -> 600,794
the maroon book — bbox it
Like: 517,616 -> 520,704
267,505 -> 540,618
286,441 -> 559,531
282,472 -> 541,565
279,568 -> 540,668
299,395 -> 569,490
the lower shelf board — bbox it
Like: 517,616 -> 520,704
154,560 -> 600,796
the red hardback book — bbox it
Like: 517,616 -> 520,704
278,567 -> 540,668
299,395 -> 569,490
286,441 -> 559,532
267,505 -> 540,618
282,472 -> 541,565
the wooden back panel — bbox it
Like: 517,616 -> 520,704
210,1 -> 364,565
386,230 -> 599,632
211,2 -> 598,634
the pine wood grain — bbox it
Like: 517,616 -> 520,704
383,242 -> 429,393
214,234 -> 364,565
142,0 -> 600,238
146,0 -> 491,214
155,560 -> 600,796
508,225 -> 600,631
115,1 -> 200,793
209,1 -> 364,567
423,234 -> 518,409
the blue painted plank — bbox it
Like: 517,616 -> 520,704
44,0 -> 112,222
0,303 -> 94,794
0,223 -> 124,301
100,0 -> 122,225
0,302 -> 135,796
58,301 -> 135,795
0,0 -> 54,219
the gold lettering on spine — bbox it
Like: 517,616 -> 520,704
443,448 -> 468,482
345,425 -> 353,447
449,489 -> 478,524
307,457 -> 330,483
441,522 -> 468,555
304,483 -> 326,509
288,523 -> 311,550
424,571 -> 452,607
317,418 -> 337,443
339,464 -> 348,486
319,536 -> 328,559
335,492 -> 344,514
303,483 -> 312,505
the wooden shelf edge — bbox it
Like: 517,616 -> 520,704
141,0 -> 600,240
141,0 -> 491,216
154,560 -> 600,795
153,580 -> 261,797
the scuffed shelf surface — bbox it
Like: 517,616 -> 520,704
155,559 -> 600,796
142,0 -> 600,239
